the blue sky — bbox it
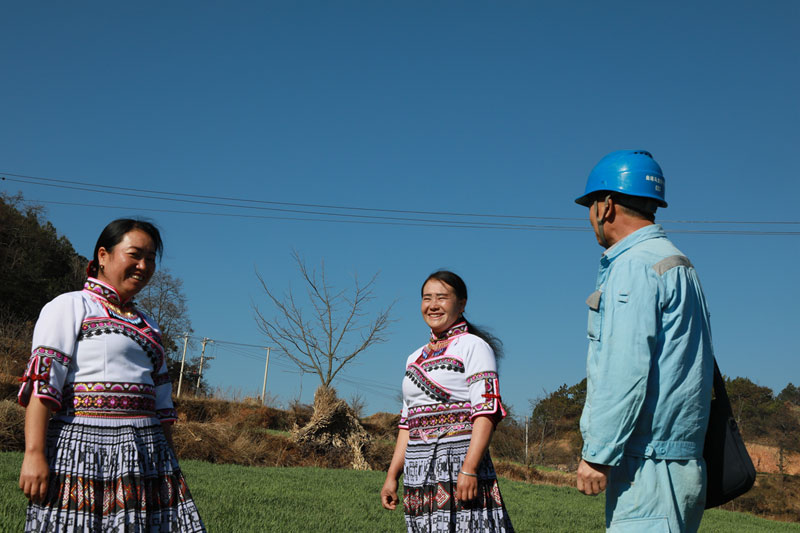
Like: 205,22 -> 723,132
2,2 -> 798,416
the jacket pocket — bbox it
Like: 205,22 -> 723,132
586,290 -> 603,341
608,516 -> 670,532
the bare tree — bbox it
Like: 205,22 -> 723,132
136,268 -> 207,394
254,251 -> 393,389
135,268 -> 193,354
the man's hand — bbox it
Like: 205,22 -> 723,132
576,459 -> 611,496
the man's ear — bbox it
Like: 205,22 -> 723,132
603,195 -> 616,223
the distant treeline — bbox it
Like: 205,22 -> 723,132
0,194 -> 87,376
527,378 -> 800,469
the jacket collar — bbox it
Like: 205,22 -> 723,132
602,224 -> 666,263
83,277 -> 125,305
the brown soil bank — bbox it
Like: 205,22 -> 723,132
748,443 -> 800,475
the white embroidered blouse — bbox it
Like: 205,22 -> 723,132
17,278 -> 176,422
399,322 -> 506,431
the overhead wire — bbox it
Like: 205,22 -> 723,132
16,197 -> 800,236
2,176 -> 588,229
1,171 -> 583,221
3,172 -> 800,232
181,334 -> 399,399
15,199 -> 591,232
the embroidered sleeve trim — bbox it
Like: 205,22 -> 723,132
17,347 -> 68,409
469,376 -> 507,421
466,371 -> 498,386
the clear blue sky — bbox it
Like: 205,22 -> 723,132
2,2 -> 798,416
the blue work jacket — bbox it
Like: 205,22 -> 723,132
580,224 -> 714,466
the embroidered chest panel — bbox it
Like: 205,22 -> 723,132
78,319 -> 164,374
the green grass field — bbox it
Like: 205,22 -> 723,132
1,452 -> 798,532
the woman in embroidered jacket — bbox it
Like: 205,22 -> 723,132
18,219 -> 205,532
381,271 -> 514,533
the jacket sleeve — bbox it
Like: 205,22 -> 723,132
580,261 -> 659,466
18,294 -> 84,410
464,338 -> 507,423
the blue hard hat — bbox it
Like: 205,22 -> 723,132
575,150 -> 667,208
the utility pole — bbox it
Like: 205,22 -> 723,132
177,332 -> 189,398
524,416 -> 529,465
261,347 -> 271,406
196,337 -> 213,394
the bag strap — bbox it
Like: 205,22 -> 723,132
712,357 -> 734,418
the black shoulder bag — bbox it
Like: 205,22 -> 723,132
703,358 -> 757,509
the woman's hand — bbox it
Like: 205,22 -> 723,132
456,471 -> 478,502
19,451 -> 49,503
457,416 -> 495,504
381,477 -> 400,510
381,428 -> 409,511
20,395 -> 52,503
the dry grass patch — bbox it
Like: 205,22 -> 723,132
494,460 -> 575,488
0,400 -> 24,451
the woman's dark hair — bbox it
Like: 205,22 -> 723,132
87,219 -> 163,278
421,270 -> 504,359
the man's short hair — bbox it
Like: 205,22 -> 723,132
588,191 -> 657,222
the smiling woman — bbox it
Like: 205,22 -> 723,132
381,270 -> 514,533
88,219 -> 163,302
17,218 -> 206,532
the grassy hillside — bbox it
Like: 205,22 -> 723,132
1,452 -> 798,532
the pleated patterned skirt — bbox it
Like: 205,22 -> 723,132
26,416 -> 205,532
403,435 -> 514,533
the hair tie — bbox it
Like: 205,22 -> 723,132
86,260 -> 97,278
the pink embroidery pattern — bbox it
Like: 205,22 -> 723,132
420,356 -> 465,373
466,371 -> 498,386
18,347 -> 71,407
79,319 -> 164,375
470,377 -> 506,420
406,401 -> 473,441
418,322 -> 468,361
64,381 -> 157,416
406,364 -> 451,402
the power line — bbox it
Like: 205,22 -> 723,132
1,171 -> 583,221
18,198 -> 592,232
3,171 -> 800,226
3,177 -> 589,229
17,198 -> 800,236
4,176 -> 799,236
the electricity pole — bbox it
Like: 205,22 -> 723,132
177,332 -> 189,398
525,416 -> 529,464
261,346 -> 271,406
196,337 -> 213,394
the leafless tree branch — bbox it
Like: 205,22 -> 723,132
253,253 -> 393,388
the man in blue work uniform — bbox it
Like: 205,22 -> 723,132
574,150 -> 714,532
